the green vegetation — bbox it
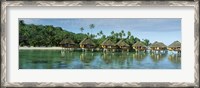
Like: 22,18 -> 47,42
19,20 -> 150,47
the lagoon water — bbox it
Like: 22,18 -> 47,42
19,50 -> 181,69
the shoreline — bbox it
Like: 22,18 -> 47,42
19,47 -> 178,52
19,47 -> 181,54
19,47 -> 63,50
19,47 -> 102,51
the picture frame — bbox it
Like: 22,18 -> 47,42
1,0 -> 199,88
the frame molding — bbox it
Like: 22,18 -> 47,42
1,1 -> 199,87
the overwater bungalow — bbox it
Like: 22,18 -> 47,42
101,39 -> 117,52
132,41 -> 147,52
116,39 -> 130,52
79,37 -> 95,51
168,41 -> 181,53
150,41 -> 167,53
60,38 -> 75,51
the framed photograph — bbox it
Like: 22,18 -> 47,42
1,0 -> 199,87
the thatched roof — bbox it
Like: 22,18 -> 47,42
79,37 -> 95,45
116,39 -> 130,47
60,38 -> 75,45
150,41 -> 167,48
101,39 -> 115,46
168,41 -> 181,48
132,41 -> 146,47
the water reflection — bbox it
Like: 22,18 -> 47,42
133,52 -> 148,62
19,50 -> 181,69
101,53 -> 113,64
80,52 -> 95,63
116,53 -> 130,65
150,52 -> 167,63
52,52 -> 76,68
168,54 -> 181,64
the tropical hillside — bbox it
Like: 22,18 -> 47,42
19,20 -> 150,47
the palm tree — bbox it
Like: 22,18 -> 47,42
97,33 -> 100,36
89,24 -> 95,37
100,30 -> 103,35
119,32 -> 122,39
80,27 -> 84,33
115,33 -> 119,39
129,35 -> 134,44
121,30 -> 126,38
123,33 -> 126,38
98,30 -> 104,38
102,35 -> 106,39
121,30 -> 124,34
19,20 -> 25,26
87,32 -> 90,37
134,37 -> 140,43
111,31 -> 114,36
127,31 -> 131,39
143,39 -> 150,46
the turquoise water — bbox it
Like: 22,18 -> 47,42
19,50 -> 181,69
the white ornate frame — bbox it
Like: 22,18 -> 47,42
1,0 -> 199,88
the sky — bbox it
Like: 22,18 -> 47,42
20,18 -> 181,45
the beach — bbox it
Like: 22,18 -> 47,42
19,47 -> 105,51
19,47 -> 63,50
